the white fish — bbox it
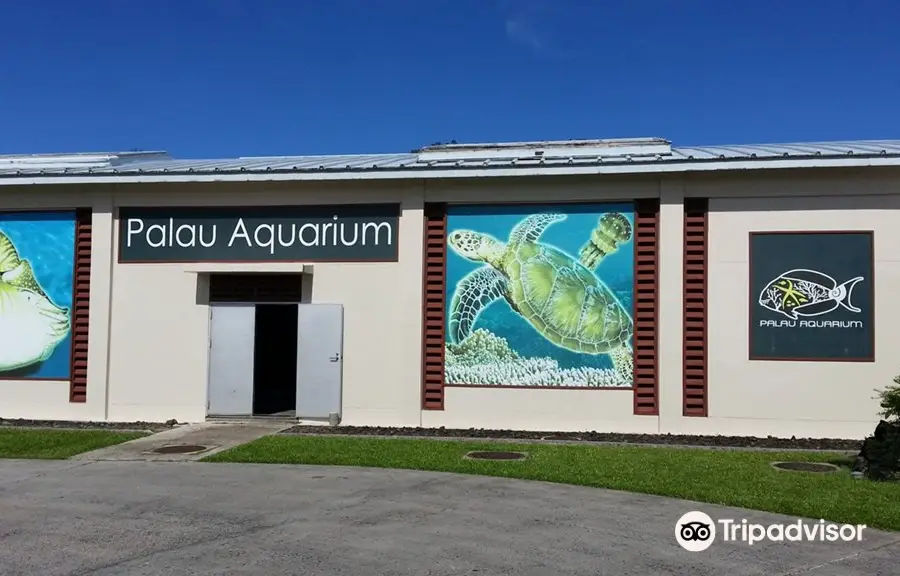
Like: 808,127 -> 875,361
0,231 -> 70,372
758,268 -> 863,320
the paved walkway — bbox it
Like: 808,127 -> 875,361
0,460 -> 896,575
70,421 -> 290,462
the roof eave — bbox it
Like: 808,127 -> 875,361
0,155 -> 899,186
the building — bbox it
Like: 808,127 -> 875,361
0,137 -> 896,439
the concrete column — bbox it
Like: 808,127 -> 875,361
657,179 -> 685,433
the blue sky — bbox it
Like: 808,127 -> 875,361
2,0 -> 897,158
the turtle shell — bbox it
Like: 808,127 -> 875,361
504,240 -> 632,354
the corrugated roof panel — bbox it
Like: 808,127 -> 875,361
673,140 -> 900,160
1,139 -> 899,179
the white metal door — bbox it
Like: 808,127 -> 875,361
207,304 -> 256,416
296,304 -> 344,421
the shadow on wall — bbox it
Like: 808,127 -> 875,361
302,272 -> 314,302
193,272 -> 314,306
707,194 -> 900,213
196,273 -> 209,305
682,168 -> 900,212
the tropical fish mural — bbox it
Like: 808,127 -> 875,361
0,212 -> 75,379
444,203 -> 635,388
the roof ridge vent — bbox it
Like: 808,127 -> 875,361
416,137 -> 672,162
0,150 -> 169,170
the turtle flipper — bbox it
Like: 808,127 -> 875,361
509,213 -> 566,246
608,342 -> 633,386
579,212 -> 633,270
448,266 -> 509,343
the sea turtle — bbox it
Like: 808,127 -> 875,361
447,212 -> 634,384
0,230 -> 71,372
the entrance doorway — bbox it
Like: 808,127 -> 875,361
206,274 -> 345,421
253,304 -> 298,415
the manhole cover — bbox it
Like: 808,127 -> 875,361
465,451 -> 527,461
541,435 -> 581,441
152,444 -> 208,455
771,461 -> 838,473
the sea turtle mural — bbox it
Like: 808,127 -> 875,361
446,211 -> 634,384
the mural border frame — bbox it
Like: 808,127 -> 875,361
69,208 -> 92,402
683,198 -> 708,417
441,200 -> 638,391
747,229 -> 875,363
421,198 -> 660,414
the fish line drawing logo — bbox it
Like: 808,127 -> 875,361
758,269 -> 864,320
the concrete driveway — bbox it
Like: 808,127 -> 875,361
0,460 -> 896,575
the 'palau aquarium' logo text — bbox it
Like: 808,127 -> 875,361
758,269 -> 864,329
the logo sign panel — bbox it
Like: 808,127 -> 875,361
118,204 -> 400,263
749,231 -> 874,361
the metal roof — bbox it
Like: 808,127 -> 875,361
1,139 -> 899,185
0,150 -> 168,170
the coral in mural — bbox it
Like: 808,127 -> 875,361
444,328 -> 628,388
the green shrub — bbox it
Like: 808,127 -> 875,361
861,375 -> 900,481
864,426 -> 900,481
876,375 -> 900,423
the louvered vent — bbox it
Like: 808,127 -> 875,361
632,199 -> 660,415
421,204 -> 447,410
69,209 -> 92,403
208,273 -> 304,303
683,198 -> 709,417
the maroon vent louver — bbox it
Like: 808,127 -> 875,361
69,208 -> 92,403
683,198 -> 709,417
422,203 -> 448,410
632,198 -> 660,415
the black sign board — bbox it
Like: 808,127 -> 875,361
118,204 -> 400,263
749,231 -> 874,361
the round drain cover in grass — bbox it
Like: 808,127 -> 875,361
771,461 -> 838,473
465,451 -> 527,460
152,444 -> 207,454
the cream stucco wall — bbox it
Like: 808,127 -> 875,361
665,169 -> 900,439
105,181 -> 424,425
420,170 -> 900,438
2,168 -> 898,439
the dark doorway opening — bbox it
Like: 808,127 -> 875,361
252,304 -> 298,415
207,273 -> 304,418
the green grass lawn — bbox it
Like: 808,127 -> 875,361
0,428 -> 146,459
205,435 -> 900,532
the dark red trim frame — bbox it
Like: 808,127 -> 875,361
632,198 -> 660,415
683,198 -> 708,417
421,203 -> 447,410
0,209 -> 92,395
420,199 -> 662,415
69,208 -> 92,402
